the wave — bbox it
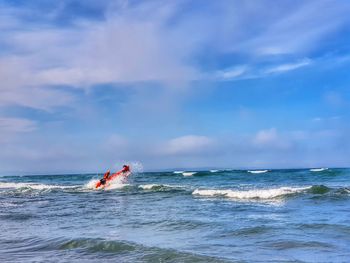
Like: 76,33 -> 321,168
210,170 -> 219,173
193,186 -> 309,200
1,237 -> 228,263
247,170 -> 268,174
310,168 -> 328,172
182,172 -> 197,176
0,182 -> 79,191
0,179 -> 130,193
138,184 -> 185,192
173,171 -> 184,174
308,185 -> 331,194
59,238 -> 227,262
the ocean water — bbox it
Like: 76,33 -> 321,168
1,168 -> 350,263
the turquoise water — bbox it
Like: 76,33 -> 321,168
1,168 -> 350,262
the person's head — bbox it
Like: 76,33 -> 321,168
123,165 -> 130,171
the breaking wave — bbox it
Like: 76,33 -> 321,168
182,172 -> 197,176
247,170 -> 269,174
310,168 -> 328,172
193,185 -> 350,201
0,182 -> 79,191
193,186 -> 309,200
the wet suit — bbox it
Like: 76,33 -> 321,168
99,170 -> 110,186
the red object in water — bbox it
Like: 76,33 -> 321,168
95,166 -> 131,189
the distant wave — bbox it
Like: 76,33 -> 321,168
193,186 -> 309,200
210,170 -> 219,173
247,170 -> 269,174
182,172 -> 197,176
0,182 -> 79,191
138,184 -> 185,192
310,168 -> 328,172
173,171 -> 184,174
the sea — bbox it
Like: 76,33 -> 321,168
1,168 -> 349,263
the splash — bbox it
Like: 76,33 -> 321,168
85,176 -> 130,191
84,179 -> 100,189
105,176 -> 130,190
109,161 -> 143,174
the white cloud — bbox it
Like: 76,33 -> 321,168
163,135 -> 214,155
253,128 -> 292,150
0,2 -> 201,110
263,58 -> 311,74
246,1 -> 350,56
253,128 -> 278,145
216,66 -> 247,80
1,0 -> 350,111
0,117 -> 37,133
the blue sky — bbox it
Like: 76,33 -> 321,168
0,0 -> 350,173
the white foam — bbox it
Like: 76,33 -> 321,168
85,179 -> 100,189
183,172 -> 197,176
248,170 -> 268,174
310,168 -> 328,172
139,184 -> 161,190
192,186 -> 309,200
173,171 -> 184,174
210,170 -> 219,173
105,181 -> 130,190
0,182 -> 78,190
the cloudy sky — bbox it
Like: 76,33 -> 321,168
1,0 -> 350,174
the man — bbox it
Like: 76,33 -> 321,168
97,170 -> 110,187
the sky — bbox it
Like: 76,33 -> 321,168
0,0 -> 350,174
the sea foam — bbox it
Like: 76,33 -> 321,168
310,168 -> 328,172
192,186 -> 309,200
182,172 -> 197,176
0,182 -> 78,191
248,170 -> 269,174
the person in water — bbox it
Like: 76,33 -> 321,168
99,170 -> 111,186
98,165 -> 130,186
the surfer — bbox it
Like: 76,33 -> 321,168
96,165 -> 131,188
98,170 -> 111,187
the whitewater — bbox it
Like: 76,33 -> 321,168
1,168 -> 350,262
